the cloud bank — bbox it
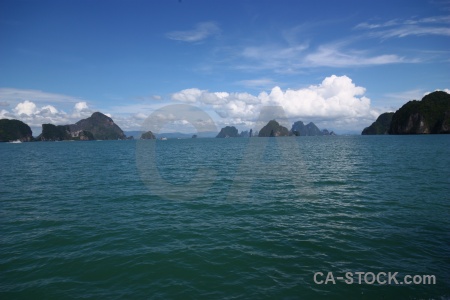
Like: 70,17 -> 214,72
4,77 -> 445,134
0,100 -> 93,130
172,75 -> 379,130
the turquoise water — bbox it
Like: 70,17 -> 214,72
1,136 -> 449,299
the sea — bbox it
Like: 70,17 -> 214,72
1,136 -> 449,299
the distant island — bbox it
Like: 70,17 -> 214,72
38,112 -> 127,141
216,126 -> 239,138
362,112 -> 394,135
362,91 -> 450,135
0,112 -> 130,142
2,108 -> 336,143
2,92 -> 449,142
258,120 -> 290,137
0,119 -> 33,142
291,121 -> 335,136
216,120 -> 334,138
140,131 -> 156,139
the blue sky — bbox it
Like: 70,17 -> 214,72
1,0 -> 449,134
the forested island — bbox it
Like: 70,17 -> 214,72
362,91 -> 450,135
0,119 -> 33,142
0,112 -> 129,142
216,120 -> 335,138
2,91 -> 448,142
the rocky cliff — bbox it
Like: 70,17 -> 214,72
140,131 -> 156,139
38,124 -> 95,141
291,121 -> 331,136
388,91 -> 450,134
216,126 -> 239,138
69,112 -> 126,140
258,120 -> 290,137
0,119 -> 33,142
362,112 -> 394,135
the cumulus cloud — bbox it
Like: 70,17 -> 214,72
14,100 -> 37,116
71,101 -> 92,119
166,22 -> 220,42
171,75 -> 379,130
0,109 -> 10,119
40,105 -> 59,116
1,100 -> 94,130
74,101 -> 88,111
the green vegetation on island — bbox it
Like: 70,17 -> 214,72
362,91 -> 450,135
38,124 -> 71,141
216,121 -> 334,138
38,123 -> 97,141
216,126 -> 239,138
258,120 -> 290,137
35,112 -> 126,141
362,112 -> 394,135
140,131 -> 156,139
70,112 -> 126,140
2,112 -> 341,143
291,121 -> 333,136
389,91 -> 450,134
0,119 -> 33,142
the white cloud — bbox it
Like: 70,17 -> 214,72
380,25 -> 450,38
0,88 -> 94,129
72,101 -> 92,118
304,46 -> 407,67
242,44 -> 309,62
424,88 -> 450,95
172,88 -> 205,103
40,105 -> 59,116
236,43 -> 309,73
74,101 -> 88,112
1,100 -> 95,131
355,15 -> 450,38
171,75 -> 379,130
3,80 -> 444,135
14,100 -> 37,116
166,22 -> 220,42
0,109 -> 10,119
0,88 -> 83,104
234,41 -> 409,71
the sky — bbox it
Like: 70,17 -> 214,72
1,0 -> 449,134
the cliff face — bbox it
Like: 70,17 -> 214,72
0,119 -> 33,142
362,112 -> 394,135
37,112 -> 125,141
216,126 -> 239,138
258,120 -> 289,137
291,121 -> 325,136
389,91 -> 450,134
39,124 -> 71,141
69,112 -> 126,140
38,124 -> 95,141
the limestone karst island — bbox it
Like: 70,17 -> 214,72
1,91 -> 449,142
